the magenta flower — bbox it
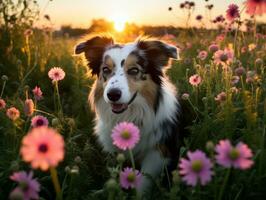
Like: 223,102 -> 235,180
0,98 -> 6,110
111,122 -> 140,150
214,49 -> 234,65
24,99 -> 34,117
189,74 -> 202,86
215,140 -> 254,169
235,67 -> 246,76
208,44 -> 219,53
120,167 -> 142,189
179,150 -> 213,186
226,4 -> 240,21
48,67 -> 65,82
32,86 -> 43,101
31,115 -> 49,127
245,0 -> 266,16
198,50 -> 208,60
10,171 -> 40,200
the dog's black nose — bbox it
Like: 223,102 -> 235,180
107,88 -> 121,102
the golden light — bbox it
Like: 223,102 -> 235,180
111,15 -> 128,32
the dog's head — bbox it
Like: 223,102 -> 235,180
75,35 -> 178,114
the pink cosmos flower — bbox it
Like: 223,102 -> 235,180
24,99 -> 34,117
189,74 -> 202,86
208,44 -> 219,53
245,0 -> 266,16
0,98 -> 6,110
215,92 -> 227,102
21,126 -> 65,171
48,67 -> 65,82
111,122 -> 140,150
32,86 -> 43,101
198,51 -> 208,60
10,171 -> 40,200
179,150 -> 213,186
226,4 -> 240,21
214,49 -> 234,65
6,107 -> 20,121
31,115 -> 49,128
215,140 -> 254,169
120,167 -> 142,189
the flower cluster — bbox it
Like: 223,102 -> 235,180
179,140 -> 253,186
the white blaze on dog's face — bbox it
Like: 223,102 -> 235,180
75,35 -> 178,114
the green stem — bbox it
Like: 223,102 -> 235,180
55,81 -> 63,116
0,80 -> 6,98
50,167 -> 62,200
34,109 -> 57,118
129,149 -> 135,170
218,168 -> 231,200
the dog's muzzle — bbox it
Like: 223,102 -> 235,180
111,92 -> 137,114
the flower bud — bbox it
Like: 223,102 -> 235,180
1,75 -> 8,81
172,170 -> 180,184
74,156 -> 82,164
116,153 -> 125,164
106,178 -> 118,190
52,118 -> 60,126
206,141 -> 215,152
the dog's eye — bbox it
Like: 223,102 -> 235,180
127,68 -> 139,76
102,67 -> 111,75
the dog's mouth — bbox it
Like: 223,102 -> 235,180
111,92 -> 137,114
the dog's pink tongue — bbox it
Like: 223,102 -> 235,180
111,104 -> 127,112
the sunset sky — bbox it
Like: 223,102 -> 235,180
38,0 -> 266,28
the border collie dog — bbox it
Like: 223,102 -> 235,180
75,35 -> 182,192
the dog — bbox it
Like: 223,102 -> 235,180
75,34 -> 185,193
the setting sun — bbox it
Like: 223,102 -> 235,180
112,15 -> 128,32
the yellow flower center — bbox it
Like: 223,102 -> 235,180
229,148 -> 240,160
191,160 -> 203,172
121,130 -> 131,139
127,172 -> 136,182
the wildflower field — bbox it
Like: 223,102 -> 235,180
0,0 -> 266,200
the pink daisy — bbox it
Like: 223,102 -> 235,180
0,98 -> 6,110
120,167 -> 142,189
6,107 -> 20,121
215,140 -> 254,169
179,150 -> 213,186
226,4 -> 240,21
31,115 -> 49,128
245,0 -> 266,16
189,74 -> 202,86
198,50 -> 208,60
10,171 -> 40,200
48,67 -> 65,82
32,86 -> 43,101
214,49 -> 234,65
24,99 -> 34,117
111,122 -> 140,150
20,126 -> 65,171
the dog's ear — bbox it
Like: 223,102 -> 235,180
75,35 -> 114,75
137,38 -> 179,69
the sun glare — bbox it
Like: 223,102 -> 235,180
112,15 -> 128,32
